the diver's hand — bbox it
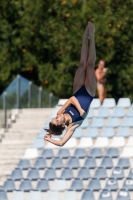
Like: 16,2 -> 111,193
44,133 -> 51,141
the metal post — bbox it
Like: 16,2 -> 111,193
49,93 -> 53,108
28,81 -> 32,108
3,92 -> 7,129
38,87 -> 42,108
17,74 -> 20,108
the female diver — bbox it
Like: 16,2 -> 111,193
44,22 -> 96,146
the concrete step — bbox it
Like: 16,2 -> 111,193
0,147 -> 26,153
11,122 -> 45,127
0,145 -> 32,149
1,140 -> 34,144
10,125 -> 45,129
0,155 -> 24,160
11,118 -> 46,122
6,129 -> 40,133
5,135 -> 39,139
0,148 -> 24,153
8,127 -> 44,131
0,159 -> 19,164
3,136 -> 38,141
0,154 -> 24,159
0,145 -> 31,151
3,132 -> 38,137
0,166 -> 17,175
3,130 -> 38,134
6,130 -> 41,135
2,136 -> 39,141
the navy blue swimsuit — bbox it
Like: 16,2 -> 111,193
64,85 -> 93,123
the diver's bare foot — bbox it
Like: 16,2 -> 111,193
88,22 -> 95,39
83,25 -> 89,40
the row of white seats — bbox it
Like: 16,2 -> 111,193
58,98 -> 133,108
46,137 -> 133,149
22,137 -> 133,159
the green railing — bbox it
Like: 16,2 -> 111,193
0,75 -> 59,130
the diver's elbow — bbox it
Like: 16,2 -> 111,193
60,142 -> 64,147
60,141 -> 65,147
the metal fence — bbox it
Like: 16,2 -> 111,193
0,75 -> 59,130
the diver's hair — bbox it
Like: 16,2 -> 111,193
44,122 -> 65,136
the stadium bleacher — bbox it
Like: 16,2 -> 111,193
0,97 -> 133,200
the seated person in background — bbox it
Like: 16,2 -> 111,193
95,60 -> 108,104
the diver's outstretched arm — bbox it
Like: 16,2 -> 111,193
44,123 -> 79,146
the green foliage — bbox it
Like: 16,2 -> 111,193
0,0 -> 133,100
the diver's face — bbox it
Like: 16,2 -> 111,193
51,114 -> 65,126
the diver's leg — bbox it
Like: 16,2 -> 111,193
73,24 -> 89,94
84,22 -> 96,97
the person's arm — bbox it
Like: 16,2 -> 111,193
57,96 -> 86,117
70,96 -> 86,117
44,123 -> 80,146
57,98 -> 72,115
95,70 -> 107,82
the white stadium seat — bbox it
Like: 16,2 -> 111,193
62,138 -> 77,148
78,138 -> 93,148
121,147 -> 133,158
117,98 -> 131,107
110,137 -> 125,147
52,179 -> 66,191
94,137 -> 109,148
46,138 -> 61,149
126,137 -> 133,147
102,98 -> 116,108
23,148 -> 38,159
58,99 -> 68,106
90,98 -> 101,108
